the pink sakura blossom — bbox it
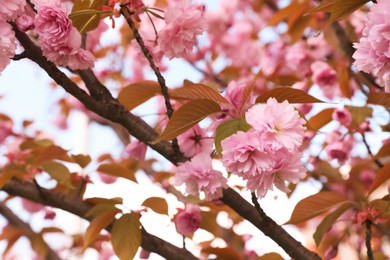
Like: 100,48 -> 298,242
221,130 -> 275,177
86,21 -> 108,52
175,152 -> 227,200
15,5 -> 35,32
174,204 -> 201,236
35,5 -> 95,69
0,0 -> 25,21
311,61 -> 339,99
177,125 -> 213,158
325,131 -> 354,164
285,43 -> 313,78
158,0 -> 205,59
246,98 -> 306,151
353,0 -> 390,92
139,248 -> 150,259
125,140 -> 147,161
0,21 -> 17,72
21,198 -> 45,213
98,172 -> 117,184
332,108 -> 352,126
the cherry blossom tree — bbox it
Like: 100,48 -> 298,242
0,0 -> 389,259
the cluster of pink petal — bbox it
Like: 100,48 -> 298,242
325,131 -> 354,164
353,0 -> 390,92
176,152 -> 227,200
174,204 -> 201,236
311,61 -> 339,99
125,140 -> 147,161
0,0 -> 25,21
34,4 -> 95,69
332,108 -> 352,126
0,21 -> 17,72
221,98 -> 306,197
177,125 -> 213,157
158,0 -> 205,59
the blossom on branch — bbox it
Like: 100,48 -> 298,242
174,204 -> 201,236
0,0 -> 25,21
35,5 -> 95,69
353,0 -> 390,92
221,98 -> 307,197
157,0 -> 205,59
176,152 -> 227,200
0,21 -> 17,72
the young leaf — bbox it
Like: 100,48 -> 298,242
34,145 -> 73,164
240,70 -> 262,112
329,0 -> 369,23
313,203 -> 351,246
367,92 -> 390,109
118,81 -> 161,110
97,163 -> 138,183
338,68 -> 353,98
85,203 -> 119,218
286,192 -> 348,225
71,154 -> 92,168
215,119 -> 251,155
70,0 -> 109,33
307,108 -> 335,131
40,162 -> 74,189
256,88 -> 324,104
169,84 -> 229,104
84,208 -> 120,248
111,213 -> 141,260
369,163 -> 390,194
374,143 -> 390,159
142,197 -> 168,215
153,99 -> 221,142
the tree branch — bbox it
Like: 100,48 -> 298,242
1,179 -> 197,260
12,25 -> 320,260
0,201 -> 61,260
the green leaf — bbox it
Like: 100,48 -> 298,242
70,0 -> 109,33
118,81 -> 161,111
367,92 -> 390,109
111,213 -> 141,260
40,162 -> 74,189
313,203 -> 351,246
256,88 -> 324,104
153,99 -> 221,142
142,197 -> 168,215
169,84 -> 229,104
215,119 -> 251,155
345,105 -> 372,128
84,208 -> 120,248
97,163 -> 137,183
72,154 -> 92,168
307,108 -> 335,131
286,192 -> 348,225
369,163 -> 390,194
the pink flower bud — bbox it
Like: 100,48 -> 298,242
332,108 -> 352,126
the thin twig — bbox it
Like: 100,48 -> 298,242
12,52 -> 27,61
0,201 -> 61,260
120,5 -> 181,154
362,133 -> 384,168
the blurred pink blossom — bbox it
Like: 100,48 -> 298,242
353,0 -> 390,92
158,0 -> 205,59
174,204 -> 201,236
15,5 -> 35,32
332,108 -> 352,126
177,125 -> 213,158
0,0 -> 25,20
176,152 -> 227,200
125,140 -> 147,161
311,61 -> 338,99
0,21 -> 17,72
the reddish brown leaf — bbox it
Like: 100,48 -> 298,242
256,88 -> 324,104
169,84 -> 229,104
307,108 -> 335,131
118,81 -> 161,110
369,163 -> 390,194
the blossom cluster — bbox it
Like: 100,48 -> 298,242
353,0 -> 390,92
221,98 -> 307,198
0,0 -> 95,72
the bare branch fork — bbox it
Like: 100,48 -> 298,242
11,24 -> 321,259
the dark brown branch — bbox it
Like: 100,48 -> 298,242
365,220 -> 374,260
362,133 -> 384,168
0,201 -> 61,260
1,179 -> 197,260
13,24 -> 320,260
222,189 -> 321,260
